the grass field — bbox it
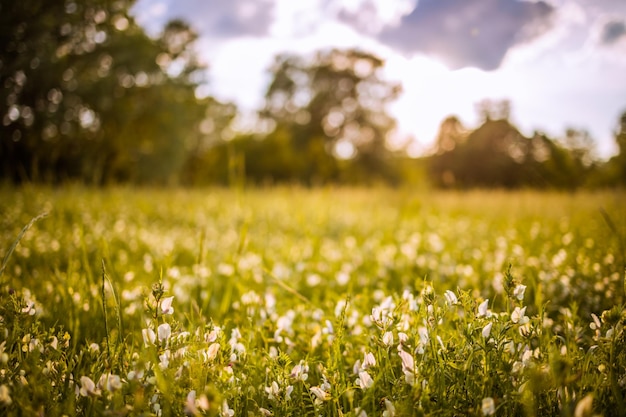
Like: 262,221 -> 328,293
0,186 -> 625,416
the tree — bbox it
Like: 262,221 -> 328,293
259,49 -> 402,184
434,116 -> 467,153
615,111 -> 626,184
0,0 -> 211,184
596,110 -> 626,186
428,105 -> 598,189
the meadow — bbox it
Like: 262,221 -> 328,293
0,186 -> 624,416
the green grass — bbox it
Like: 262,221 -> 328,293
0,186 -> 625,416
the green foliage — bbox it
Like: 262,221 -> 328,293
428,108 -> 600,190
253,49 -> 403,185
0,187 -> 625,416
0,0 -> 227,185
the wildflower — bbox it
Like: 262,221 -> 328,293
127,369 -> 144,380
229,328 -> 245,356
513,284 -> 527,301
285,385 -> 293,400
160,296 -> 175,315
218,263 -> 235,276
290,361 -> 309,381
49,336 -> 59,350
382,399 -> 396,417
482,397 -> 496,415
185,390 -> 198,416
98,373 -> 122,392
356,370 -> 374,389
0,341 -> 7,365
142,328 -> 156,346
574,394 -> 593,417
444,290 -> 458,306
477,299 -> 490,317
157,323 -> 171,344
0,384 -> 12,406
398,349 -> 414,373
21,300 -> 36,316
354,407 -> 368,417
259,407 -> 273,416
482,322 -> 493,339
221,399 -> 235,417
265,381 -> 280,400
590,313 -> 602,330
511,306 -> 529,324
159,350 -> 170,369
202,342 -> 220,362
362,351 -> 376,369
519,322 -> 532,337
153,395 -> 162,416
310,385 -> 331,404
512,361 -> 524,374
205,329 -> 220,343
417,326 -> 429,345
335,299 -> 348,317
371,305 -> 393,329
382,331 -> 394,346
79,376 -> 101,397
269,346 -> 278,358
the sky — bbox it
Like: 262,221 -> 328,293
131,0 -> 626,158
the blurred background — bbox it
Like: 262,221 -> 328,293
1,0 -> 625,188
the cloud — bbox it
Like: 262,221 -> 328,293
133,0 -> 275,39
337,0 -> 416,34
600,20 -> 626,44
374,0 -> 555,70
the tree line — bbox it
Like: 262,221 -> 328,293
2,0 -> 625,188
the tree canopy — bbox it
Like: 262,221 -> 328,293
1,0 -> 230,184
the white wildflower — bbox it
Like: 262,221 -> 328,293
79,376 -> 100,397
160,296 -> 175,315
356,370 -> 374,389
221,399 -> 235,417
185,390 -> 198,416
477,299 -> 490,317
382,331 -> 394,346
202,342 -> 220,362
590,313 -> 602,332
444,290 -> 458,306
382,399 -> 396,417
362,351 -> 376,369
398,349 -> 414,373
290,361 -> 309,381
0,384 -> 12,406
159,350 -> 170,369
157,323 -> 171,343
513,284 -> 526,301
418,326 -> 429,345
482,322 -> 493,339
142,328 -> 156,346
482,397 -> 496,415
265,381 -> 280,400
574,394 -> 594,417
511,306 -> 529,324
310,385 -> 331,403
97,373 -> 122,392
